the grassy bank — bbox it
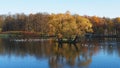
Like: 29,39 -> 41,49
0,31 -> 55,39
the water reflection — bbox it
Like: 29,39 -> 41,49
0,39 -> 120,68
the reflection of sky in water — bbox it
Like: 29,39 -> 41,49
0,39 -> 120,68
91,50 -> 120,68
0,55 -> 49,68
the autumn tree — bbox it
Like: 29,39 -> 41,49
2,14 -> 27,31
48,13 -> 78,38
2,15 -> 15,31
33,13 -> 49,34
87,16 -> 106,34
74,15 -> 93,35
0,15 -> 5,31
49,12 -> 93,38
113,17 -> 120,34
15,14 -> 27,31
103,17 -> 114,35
26,13 -> 49,34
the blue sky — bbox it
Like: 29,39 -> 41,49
0,0 -> 120,18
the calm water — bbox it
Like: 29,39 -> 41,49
0,39 -> 120,68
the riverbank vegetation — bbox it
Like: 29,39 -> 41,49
0,11 -> 119,39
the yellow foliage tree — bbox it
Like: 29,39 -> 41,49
48,12 -> 93,38
74,15 -> 93,36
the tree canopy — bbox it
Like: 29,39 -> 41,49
49,13 -> 93,38
0,12 -> 120,38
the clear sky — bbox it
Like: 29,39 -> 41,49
0,0 -> 120,18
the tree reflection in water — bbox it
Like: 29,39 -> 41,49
0,39 -> 119,68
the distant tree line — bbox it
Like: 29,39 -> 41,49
0,11 -> 120,38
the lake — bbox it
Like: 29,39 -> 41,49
0,38 -> 120,68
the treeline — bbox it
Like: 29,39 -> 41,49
1,13 -> 49,33
0,11 -> 120,38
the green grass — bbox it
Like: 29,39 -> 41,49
0,34 -> 10,38
0,31 -> 53,39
